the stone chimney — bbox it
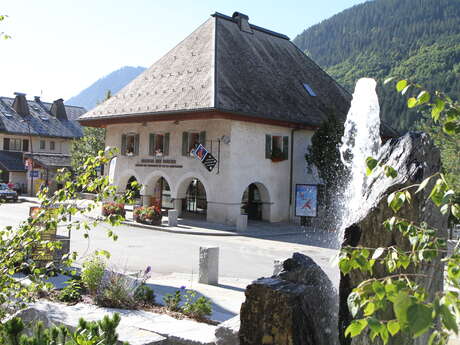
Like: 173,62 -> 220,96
12,92 -> 30,116
50,98 -> 67,120
232,12 -> 253,34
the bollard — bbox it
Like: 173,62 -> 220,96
168,209 -> 178,227
199,246 -> 219,285
236,214 -> 248,232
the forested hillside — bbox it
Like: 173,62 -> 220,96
293,0 -> 460,131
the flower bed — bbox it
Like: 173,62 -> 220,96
101,202 -> 126,217
134,205 -> 162,225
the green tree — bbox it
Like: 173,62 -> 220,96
71,90 -> 111,170
0,14 -> 11,40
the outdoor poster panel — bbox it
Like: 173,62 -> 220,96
295,184 -> 318,217
29,206 -> 57,263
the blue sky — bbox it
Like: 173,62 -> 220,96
1,0 -> 368,103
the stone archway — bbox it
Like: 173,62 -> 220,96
176,177 -> 209,219
241,182 -> 271,221
143,172 -> 174,208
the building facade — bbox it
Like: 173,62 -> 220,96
0,93 -> 84,194
79,12 -> 355,225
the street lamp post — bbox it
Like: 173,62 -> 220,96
21,119 -> 34,196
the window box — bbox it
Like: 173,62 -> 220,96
101,202 -> 125,217
149,133 -> 170,157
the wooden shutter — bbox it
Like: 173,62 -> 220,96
134,134 -> 140,156
3,138 -> 10,151
121,134 -> 127,155
164,133 -> 170,156
265,135 -> 272,159
149,134 -> 155,156
182,132 -> 189,156
199,131 -> 206,146
22,139 -> 29,152
283,136 -> 289,160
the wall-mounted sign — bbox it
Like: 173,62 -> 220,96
29,170 -> 39,178
295,184 -> 318,217
193,144 -> 217,172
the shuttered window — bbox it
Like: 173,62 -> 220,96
265,134 -> 289,161
3,138 -> 10,151
121,133 -> 139,156
182,131 -> 206,156
149,133 -> 170,156
22,139 -> 29,152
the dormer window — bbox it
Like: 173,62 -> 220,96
303,83 -> 316,97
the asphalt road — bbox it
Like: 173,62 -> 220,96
0,199 -> 340,284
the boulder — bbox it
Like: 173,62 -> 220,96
239,253 -> 337,345
215,315 -> 240,345
339,132 -> 448,345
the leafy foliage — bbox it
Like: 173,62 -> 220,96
0,14 -> 11,40
340,81 -> 460,344
0,313 -> 128,345
81,255 -> 107,295
71,127 -> 106,172
133,284 -> 155,305
181,289 -> 212,319
293,0 -> 460,132
163,290 -> 182,312
57,279 -> 83,303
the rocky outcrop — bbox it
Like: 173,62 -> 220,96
239,253 -> 337,345
339,132 -> 448,345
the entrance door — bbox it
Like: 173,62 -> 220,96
184,179 -> 207,215
243,184 -> 262,220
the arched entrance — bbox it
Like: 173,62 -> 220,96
126,176 -> 141,199
241,183 -> 270,221
183,178 -> 207,217
152,177 -> 173,209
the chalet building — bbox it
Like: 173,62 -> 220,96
79,12 -> 394,225
0,93 -> 84,194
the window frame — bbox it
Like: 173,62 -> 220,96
50,141 -> 55,151
39,140 -> 46,150
265,134 -> 289,161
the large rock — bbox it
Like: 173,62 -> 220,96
339,132 -> 448,345
9,301 -> 218,345
239,253 -> 337,345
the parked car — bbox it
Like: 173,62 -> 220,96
0,183 -> 18,202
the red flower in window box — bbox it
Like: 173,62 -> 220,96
101,202 -> 126,217
134,205 -> 162,225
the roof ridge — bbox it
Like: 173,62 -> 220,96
212,12 -> 290,40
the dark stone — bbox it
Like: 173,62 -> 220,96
339,132 -> 448,345
240,253 -> 337,345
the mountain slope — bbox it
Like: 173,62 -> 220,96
66,66 -> 146,110
293,0 -> 460,131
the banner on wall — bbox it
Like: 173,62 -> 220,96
295,184 -> 318,217
193,144 -> 217,172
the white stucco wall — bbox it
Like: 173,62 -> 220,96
106,119 -> 318,225
0,133 -> 70,154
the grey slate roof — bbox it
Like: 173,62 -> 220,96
0,150 -> 26,172
79,12 -> 397,137
0,97 -> 85,138
79,12 -> 350,127
24,153 -> 72,169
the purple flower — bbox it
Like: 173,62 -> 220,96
144,266 -> 151,275
180,285 -> 186,290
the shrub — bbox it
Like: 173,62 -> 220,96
134,284 -> 155,305
0,313 -> 128,345
133,205 -> 162,225
163,290 -> 182,312
81,255 -> 106,295
96,271 -> 137,308
57,279 -> 83,303
181,289 -> 212,318
102,202 -> 126,217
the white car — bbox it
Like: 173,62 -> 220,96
0,183 -> 18,202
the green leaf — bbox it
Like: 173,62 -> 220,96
366,157 -> 378,176
372,247 -> 385,260
407,97 -> 417,108
407,304 -> 433,337
440,305 -> 458,333
396,80 -> 408,92
443,121 -> 460,135
452,203 -> 460,220
415,176 -> 432,194
393,291 -> 413,329
384,165 -> 397,178
417,90 -> 430,105
387,320 -> 400,336
347,292 -> 360,317
345,319 -> 368,338
431,98 -> 445,122
384,77 -> 396,85
372,281 -> 386,300
364,302 -> 376,316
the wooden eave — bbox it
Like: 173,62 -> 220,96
78,109 -> 318,130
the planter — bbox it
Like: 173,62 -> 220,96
134,206 -> 162,226
101,202 -> 126,217
270,156 -> 284,162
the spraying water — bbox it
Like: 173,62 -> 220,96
336,78 -> 382,244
